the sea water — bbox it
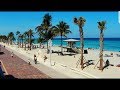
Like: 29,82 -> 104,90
33,38 -> 120,52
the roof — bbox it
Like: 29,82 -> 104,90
63,39 -> 80,42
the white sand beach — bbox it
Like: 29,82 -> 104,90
1,42 -> 120,78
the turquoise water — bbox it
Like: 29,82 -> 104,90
34,38 -> 120,52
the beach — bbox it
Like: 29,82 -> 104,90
1,42 -> 120,78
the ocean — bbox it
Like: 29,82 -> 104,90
33,38 -> 120,52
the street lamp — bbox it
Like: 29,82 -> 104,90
48,39 -> 55,66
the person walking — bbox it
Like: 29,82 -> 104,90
34,54 -> 37,64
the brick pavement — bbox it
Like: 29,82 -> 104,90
0,46 -> 50,79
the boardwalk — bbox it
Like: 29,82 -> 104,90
0,46 -> 50,79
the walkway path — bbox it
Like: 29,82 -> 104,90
0,46 -> 50,79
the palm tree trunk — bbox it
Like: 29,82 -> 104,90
17,37 -> 19,47
47,41 -> 48,53
39,42 -> 41,48
21,39 -> 23,48
8,39 -> 9,45
99,30 -> 104,70
17,38 -> 19,45
18,37 -> 19,48
24,37 -> 26,50
80,27 -> 84,70
19,38 -> 21,48
39,36 -> 42,48
22,39 -> 23,48
11,40 -> 12,45
61,33 -> 63,53
24,42 -> 26,50
29,36 -> 31,50
10,38 -> 12,45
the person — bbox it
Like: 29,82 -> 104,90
44,55 -> 47,62
111,53 -> 113,55
11,52 -> 14,58
74,55 -> 75,58
28,62 -> 31,65
34,54 -> 37,64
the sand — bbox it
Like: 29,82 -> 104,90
1,42 -> 120,78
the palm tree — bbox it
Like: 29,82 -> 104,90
43,28 -> 56,41
98,21 -> 106,70
41,13 -> 52,52
28,29 -> 34,50
20,34 -> 24,48
3,35 -> 8,44
8,32 -> 15,45
23,31 -> 28,50
0,35 -> 3,42
35,25 -> 44,48
0,35 -> 8,44
74,17 -> 86,70
0,35 -> 2,42
53,21 -> 71,53
16,31 -> 20,47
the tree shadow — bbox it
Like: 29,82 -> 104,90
83,60 -> 94,69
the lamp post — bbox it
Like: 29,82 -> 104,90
48,39 -> 55,66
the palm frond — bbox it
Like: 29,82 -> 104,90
74,17 -> 78,24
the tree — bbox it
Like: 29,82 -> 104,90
8,32 -> 15,45
41,13 -> 52,53
35,25 -> 44,48
53,21 -> 71,53
43,28 -> 56,41
0,35 -> 8,43
28,29 -> 34,50
16,31 -> 20,47
20,34 -> 24,48
74,17 -> 86,70
23,31 -> 28,50
98,21 -> 106,70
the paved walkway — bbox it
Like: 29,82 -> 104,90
4,45 -> 70,78
0,46 -> 50,79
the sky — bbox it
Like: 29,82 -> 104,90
0,11 -> 120,38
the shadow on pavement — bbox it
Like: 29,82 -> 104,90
3,75 -> 18,79
0,52 -> 4,55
